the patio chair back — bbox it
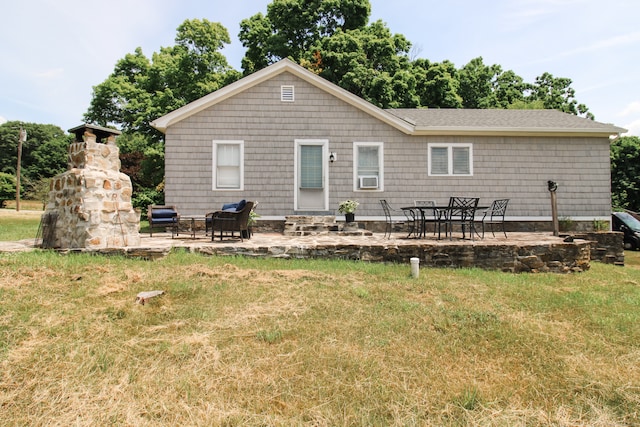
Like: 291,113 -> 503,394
380,199 -> 416,238
481,199 -> 509,238
414,200 -> 438,235
380,199 -> 394,238
445,197 -> 480,240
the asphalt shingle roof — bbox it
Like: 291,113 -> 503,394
386,108 -> 625,133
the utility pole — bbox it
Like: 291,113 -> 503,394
16,127 -> 27,212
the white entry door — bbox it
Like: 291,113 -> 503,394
295,139 -> 329,211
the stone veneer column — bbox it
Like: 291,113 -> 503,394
44,128 -> 141,249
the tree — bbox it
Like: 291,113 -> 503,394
457,57 -> 500,109
413,59 -> 462,108
239,0 -> 371,74
528,72 -> 593,119
0,121 -> 69,181
84,19 -> 240,209
611,136 -> 640,212
307,20 -> 417,108
85,19 -> 240,140
0,172 -> 16,207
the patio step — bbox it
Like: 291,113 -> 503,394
284,215 -> 372,236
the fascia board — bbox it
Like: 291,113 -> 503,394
412,126 -> 626,138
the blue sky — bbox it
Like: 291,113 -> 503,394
1,0 -> 638,136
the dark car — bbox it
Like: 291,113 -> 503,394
612,212 -> 640,250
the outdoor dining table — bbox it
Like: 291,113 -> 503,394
401,205 -> 488,240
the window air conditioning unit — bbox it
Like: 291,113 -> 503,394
359,175 -> 379,189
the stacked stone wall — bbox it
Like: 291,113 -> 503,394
44,132 -> 140,249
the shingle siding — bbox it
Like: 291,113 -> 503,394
163,70 -> 613,220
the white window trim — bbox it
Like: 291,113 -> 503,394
353,141 -> 384,192
427,143 -> 473,176
212,140 -> 244,191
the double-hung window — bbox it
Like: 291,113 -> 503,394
354,142 -> 383,190
428,143 -> 473,176
213,140 -> 244,190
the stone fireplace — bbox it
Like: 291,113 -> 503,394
42,124 -> 141,249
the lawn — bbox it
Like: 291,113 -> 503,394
1,211 -> 639,425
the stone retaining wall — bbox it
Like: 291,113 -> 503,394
188,240 -> 592,273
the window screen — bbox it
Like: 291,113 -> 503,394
358,145 -> 379,177
300,145 -> 323,188
430,147 -> 449,175
216,143 -> 241,188
452,147 -> 470,175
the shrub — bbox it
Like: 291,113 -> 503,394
0,172 -> 16,207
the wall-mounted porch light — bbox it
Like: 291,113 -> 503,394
329,152 -> 337,163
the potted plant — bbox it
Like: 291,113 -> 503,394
244,209 -> 260,239
338,199 -> 359,223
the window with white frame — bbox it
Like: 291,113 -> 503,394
428,143 -> 473,176
212,140 -> 244,190
354,142 -> 383,190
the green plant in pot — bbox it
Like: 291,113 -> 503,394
338,200 -> 359,223
244,209 -> 260,239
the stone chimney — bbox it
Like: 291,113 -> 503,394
43,124 -> 141,249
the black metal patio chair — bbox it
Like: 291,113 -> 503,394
442,196 -> 479,240
380,199 -> 415,238
480,199 -> 509,238
414,200 -> 438,236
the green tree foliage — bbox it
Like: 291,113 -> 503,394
114,133 -> 165,208
0,172 -> 16,207
239,1 -> 591,117
457,57 -> 529,109
611,136 -> 640,212
413,59 -> 462,108
85,19 -> 240,140
0,121 -> 70,197
239,0 -> 371,74
527,72 -> 593,119
309,20 -> 417,108
84,19 -> 240,209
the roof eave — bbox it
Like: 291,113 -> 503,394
412,127 -> 626,138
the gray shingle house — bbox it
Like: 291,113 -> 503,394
151,59 -> 626,228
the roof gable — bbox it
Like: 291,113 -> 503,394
151,58 -> 413,134
151,59 -> 626,138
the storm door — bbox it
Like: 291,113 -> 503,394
295,139 -> 328,211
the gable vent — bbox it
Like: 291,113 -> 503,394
281,85 -> 295,102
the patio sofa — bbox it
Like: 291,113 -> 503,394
147,205 -> 179,237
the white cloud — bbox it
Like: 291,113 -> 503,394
622,118 -> 640,137
0,116 -> 6,125
620,101 -> 640,117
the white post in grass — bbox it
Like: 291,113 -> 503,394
410,257 -> 420,278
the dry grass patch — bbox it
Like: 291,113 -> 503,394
0,251 -> 639,425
